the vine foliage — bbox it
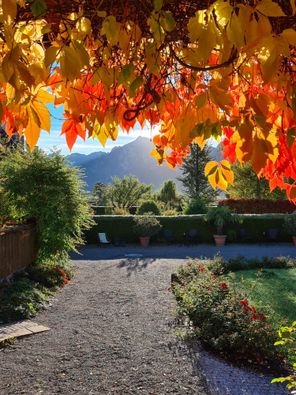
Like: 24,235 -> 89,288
1,0 -> 296,199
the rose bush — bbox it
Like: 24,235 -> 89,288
172,261 -> 282,368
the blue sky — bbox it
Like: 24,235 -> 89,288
38,104 -> 157,155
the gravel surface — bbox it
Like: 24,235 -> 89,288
195,346 -> 289,395
0,258 -> 209,395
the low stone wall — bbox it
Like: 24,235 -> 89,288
0,224 -> 36,280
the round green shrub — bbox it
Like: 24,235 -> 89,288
137,200 -> 161,216
183,199 -> 208,214
133,215 -> 162,237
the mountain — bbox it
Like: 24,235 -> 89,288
67,137 -> 221,191
67,151 -> 107,166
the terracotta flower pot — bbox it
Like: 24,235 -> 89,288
292,236 -> 296,246
213,235 -> 227,247
139,236 -> 150,247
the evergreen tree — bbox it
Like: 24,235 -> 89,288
228,162 -> 286,200
93,182 -> 108,205
178,143 -> 219,204
157,180 -> 182,209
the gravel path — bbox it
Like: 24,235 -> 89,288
0,258 -> 209,395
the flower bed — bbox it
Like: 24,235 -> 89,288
171,259 -> 291,371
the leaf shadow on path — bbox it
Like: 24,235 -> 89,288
117,258 -> 157,276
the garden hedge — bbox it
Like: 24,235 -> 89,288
85,214 -> 292,244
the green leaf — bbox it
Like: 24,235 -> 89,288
160,11 -> 176,32
153,0 -> 163,12
271,377 -> 290,383
31,0 -> 47,17
129,77 -> 143,97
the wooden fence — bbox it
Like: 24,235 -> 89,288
0,224 -> 36,279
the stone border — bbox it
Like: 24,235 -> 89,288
0,321 -> 49,342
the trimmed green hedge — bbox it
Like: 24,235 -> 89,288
85,214 -> 292,244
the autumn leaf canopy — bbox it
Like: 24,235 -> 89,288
1,0 -> 296,200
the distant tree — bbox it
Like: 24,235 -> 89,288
107,176 -> 152,209
178,143 -> 219,204
93,182 -> 108,205
228,162 -> 286,200
157,180 -> 182,209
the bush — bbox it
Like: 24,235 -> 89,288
0,264 -> 71,324
162,208 -> 178,216
112,208 -> 130,215
137,200 -> 161,215
133,215 -> 162,237
206,255 -> 296,275
206,206 -> 237,234
0,149 -> 94,264
172,262 -> 280,368
183,199 -> 208,214
272,322 -> 296,392
219,199 -> 296,214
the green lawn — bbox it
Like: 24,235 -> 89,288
230,268 -> 296,326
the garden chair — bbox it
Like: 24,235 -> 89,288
98,232 -> 111,246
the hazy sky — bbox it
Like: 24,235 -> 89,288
38,104 -> 158,155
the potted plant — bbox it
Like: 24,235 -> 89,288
206,206 -> 237,246
284,215 -> 296,245
133,214 -> 162,247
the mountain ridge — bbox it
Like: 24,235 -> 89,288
67,137 -> 220,191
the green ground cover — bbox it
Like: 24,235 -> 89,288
231,268 -> 296,326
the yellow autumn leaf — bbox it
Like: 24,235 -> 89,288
205,161 -> 219,176
221,160 -> 234,184
282,29 -> 296,46
208,171 -> 218,189
213,1 -> 233,27
31,100 -> 50,132
188,11 -> 206,42
227,13 -> 246,49
35,88 -> 54,104
290,0 -> 296,14
216,168 -> 228,190
1,0 -> 17,22
210,85 -> 232,110
76,17 -> 92,36
101,16 -> 119,45
60,46 -> 81,80
60,43 -> 89,81
25,107 -> 41,150
256,0 -> 285,17
45,46 -> 58,68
